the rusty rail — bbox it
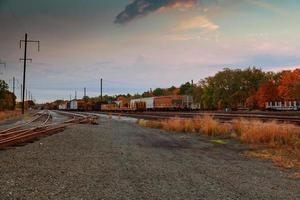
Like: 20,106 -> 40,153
0,111 -> 98,150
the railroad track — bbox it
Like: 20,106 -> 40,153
0,110 -> 98,150
99,111 -> 300,125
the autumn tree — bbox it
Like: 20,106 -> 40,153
278,69 -> 300,100
0,80 -> 16,110
255,80 -> 278,109
293,81 -> 300,100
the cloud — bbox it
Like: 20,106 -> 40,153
115,0 -> 197,24
177,15 -> 218,31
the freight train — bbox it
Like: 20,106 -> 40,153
57,96 -> 300,112
58,95 -> 193,112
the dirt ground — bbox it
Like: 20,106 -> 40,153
0,117 -> 299,199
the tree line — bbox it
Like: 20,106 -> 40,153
136,67 -> 300,110
0,80 -> 16,111
50,67 -> 300,110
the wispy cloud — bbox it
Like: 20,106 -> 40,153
177,15 -> 218,31
115,0 -> 197,24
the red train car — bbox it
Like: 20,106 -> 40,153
154,95 -> 188,110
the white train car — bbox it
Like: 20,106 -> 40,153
142,97 -> 154,110
130,97 -> 154,110
58,103 -> 67,110
266,101 -> 300,111
69,99 -> 78,110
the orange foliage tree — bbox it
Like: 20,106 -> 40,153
255,80 -> 278,108
277,69 -> 300,100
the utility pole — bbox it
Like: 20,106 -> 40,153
100,78 -> 102,111
20,84 -> 22,101
75,90 -> 77,100
19,33 -> 40,114
0,61 -> 6,75
12,77 -> 15,96
84,87 -> 86,98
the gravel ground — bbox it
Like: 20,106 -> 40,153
0,117 -> 299,199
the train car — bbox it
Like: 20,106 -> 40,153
69,99 -> 78,110
154,95 -> 193,110
154,96 -> 180,110
130,97 -> 155,111
130,95 -> 193,111
69,99 -> 86,111
58,102 -> 68,110
266,101 -> 300,111
182,95 -> 193,109
130,99 -> 146,111
101,103 -> 119,111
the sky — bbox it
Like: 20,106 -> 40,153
0,0 -> 300,103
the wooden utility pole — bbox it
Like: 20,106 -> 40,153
19,33 -> 40,114
20,84 -> 22,102
12,77 -> 15,95
0,61 -> 6,75
100,78 -> 102,111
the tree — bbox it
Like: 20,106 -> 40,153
197,67 -> 268,109
0,80 -> 16,111
153,88 -> 164,96
255,80 -> 278,109
278,69 -> 300,100
83,96 -> 90,101
179,82 -> 193,95
293,81 -> 300,100
0,80 -> 9,99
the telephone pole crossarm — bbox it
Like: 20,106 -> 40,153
19,58 -> 32,63
20,40 -> 40,51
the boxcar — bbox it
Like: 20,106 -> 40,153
154,96 -> 183,110
69,99 -> 78,110
143,97 -> 154,110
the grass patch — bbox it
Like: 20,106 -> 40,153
211,139 -> 228,145
137,115 -> 300,176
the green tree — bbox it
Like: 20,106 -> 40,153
179,82 -> 193,95
153,88 -> 164,96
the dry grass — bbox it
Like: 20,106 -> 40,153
0,110 -> 21,121
233,119 -> 300,148
138,115 -> 300,176
138,114 -> 232,137
140,115 -> 300,149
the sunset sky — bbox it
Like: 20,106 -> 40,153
0,0 -> 300,102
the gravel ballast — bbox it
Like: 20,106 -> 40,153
0,117 -> 299,199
